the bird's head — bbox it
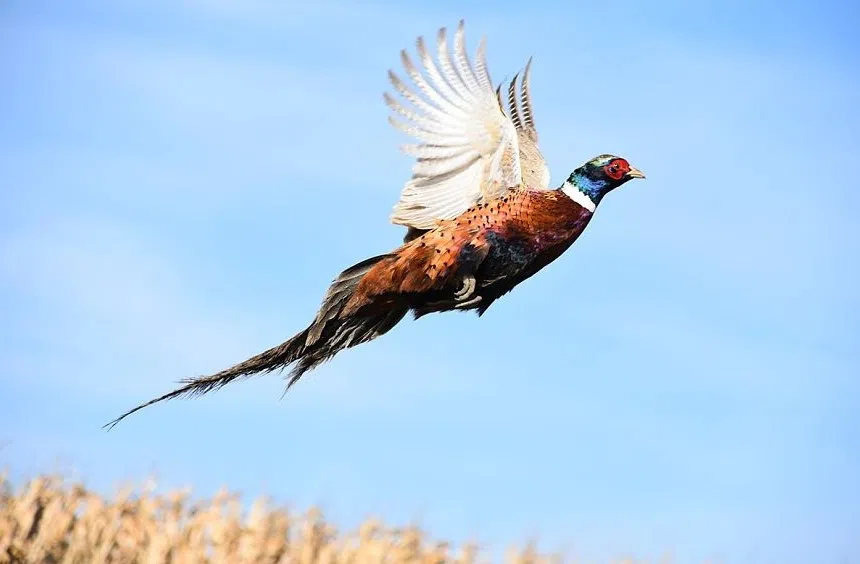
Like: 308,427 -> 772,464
561,154 -> 645,211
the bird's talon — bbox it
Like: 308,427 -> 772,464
454,275 -> 476,301
454,295 -> 482,309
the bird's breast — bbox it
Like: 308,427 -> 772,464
478,231 -> 535,280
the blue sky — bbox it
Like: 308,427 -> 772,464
1,0 -> 858,561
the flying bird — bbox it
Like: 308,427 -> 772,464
105,21 -> 644,429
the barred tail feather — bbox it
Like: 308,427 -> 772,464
104,254 -> 405,430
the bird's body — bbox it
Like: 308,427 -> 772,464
348,186 -> 593,319
105,21 -> 645,428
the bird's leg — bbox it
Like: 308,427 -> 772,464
450,241 -> 488,310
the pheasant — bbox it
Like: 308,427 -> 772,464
105,21 -> 644,428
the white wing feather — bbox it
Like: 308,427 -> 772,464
386,21 -> 526,231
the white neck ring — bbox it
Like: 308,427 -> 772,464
562,181 -> 596,212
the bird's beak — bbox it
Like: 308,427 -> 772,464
626,166 -> 646,179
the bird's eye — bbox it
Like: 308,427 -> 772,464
604,160 -> 626,180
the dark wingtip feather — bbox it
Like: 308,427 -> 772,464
507,72 -> 521,128
520,57 -> 536,132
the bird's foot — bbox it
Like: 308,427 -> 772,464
454,274 -> 476,302
454,295 -> 482,309
453,275 -> 481,309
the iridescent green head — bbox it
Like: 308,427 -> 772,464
562,154 -> 645,210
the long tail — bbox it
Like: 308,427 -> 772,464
104,254 -> 407,430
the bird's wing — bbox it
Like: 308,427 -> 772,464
386,21 -> 528,231
496,58 -> 552,192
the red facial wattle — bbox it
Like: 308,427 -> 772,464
604,158 -> 630,180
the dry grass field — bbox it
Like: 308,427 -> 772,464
0,473 -> 662,564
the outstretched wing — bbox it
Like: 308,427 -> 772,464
496,58 -> 551,192
385,21 -> 530,231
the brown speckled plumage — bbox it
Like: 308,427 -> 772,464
345,189 -> 589,315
